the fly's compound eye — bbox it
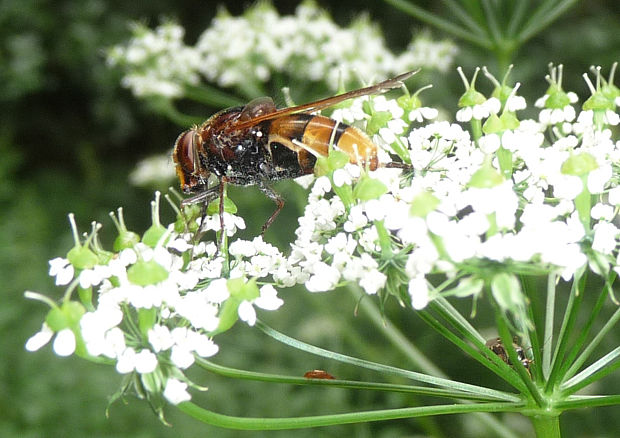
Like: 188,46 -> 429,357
173,129 -> 203,193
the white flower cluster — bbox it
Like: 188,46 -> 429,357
282,65 -> 620,311
26,65 -> 620,408
107,22 -> 201,98
107,1 -> 457,98
26,203 -> 285,405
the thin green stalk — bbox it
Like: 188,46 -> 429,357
195,358 -> 501,402
506,0 -> 531,38
481,0 -> 503,43
543,274 -> 556,379
545,270 -> 586,392
560,346 -> 620,395
495,308 -> 546,407
555,395 -> 620,410
177,400 -> 522,430
255,319 -> 520,402
418,307 -> 529,394
558,282 -> 613,380
459,0 -> 486,26
383,0 -> 493,49
517,0 -> 579,44
355,290 -> 521,438
563,305 -> 620,382
354,289 -> 444,376
522,279 -> 543,383
440,0 -> 488,36
433,296 -> 485,344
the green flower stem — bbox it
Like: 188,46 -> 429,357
558,283 -> 614,381
434,296 -> 485,343
506,0 -> 529,38
518,0 -> 579,44
418,306 -> 528,394
255,319 -> 519,402
481,0 -> 502,43
543,274 -> 557,379
440,0 -> 487,36
560,347 -> 620,395
354,288 -> 521,438
562,305 -> 620,382
497,146 -> 513,178
177,400 -> 521,430
556,395 -> 620,410
529,414 -> 561,438
471,118 -> 483,141
545,270 -> 586,392
383,0 -> 493,49
574,181 -> 592,229
494,307 -> 546,407
352,286 -> 443,376
195,358 -> 502,401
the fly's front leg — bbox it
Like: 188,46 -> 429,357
218,180 -> 226,239
180,183 -> 220,241
257,181 -> 284,234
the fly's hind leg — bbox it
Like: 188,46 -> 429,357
257,181 -> 284,234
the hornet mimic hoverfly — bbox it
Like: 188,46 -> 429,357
173,70 -> 415,233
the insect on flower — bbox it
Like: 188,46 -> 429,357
173,71 -> 416,233
303,369 -> 335,380
486,337 -> 533,376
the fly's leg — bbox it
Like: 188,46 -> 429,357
180,183 -> 220,243
258,181 -> 284,234
218,180 -> 227,248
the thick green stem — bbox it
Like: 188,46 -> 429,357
529,414 -> 561,438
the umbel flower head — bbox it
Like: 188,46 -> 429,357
107,1 -> 457,99
26,64 -> 620,410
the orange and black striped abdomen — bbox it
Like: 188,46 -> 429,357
268,114 -> 378,173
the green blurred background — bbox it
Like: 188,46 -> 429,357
2,1 -> 620,436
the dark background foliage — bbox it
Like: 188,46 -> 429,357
2,1 -> 619,437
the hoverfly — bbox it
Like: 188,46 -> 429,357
173,70 -> 416,233
303,369 -> 335,380
486,337 -> 532,376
